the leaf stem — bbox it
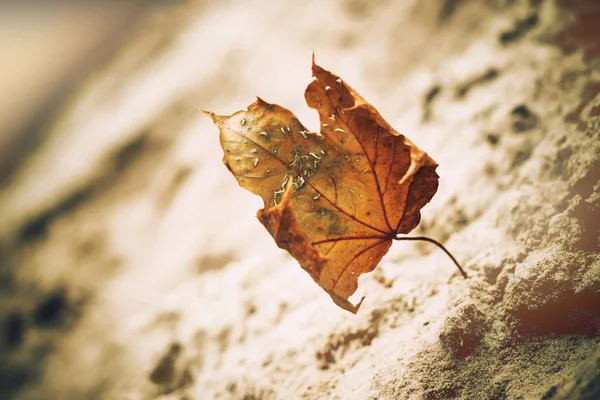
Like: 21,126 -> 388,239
393,235 -> 468,278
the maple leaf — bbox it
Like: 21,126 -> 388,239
205,59 -> 466,313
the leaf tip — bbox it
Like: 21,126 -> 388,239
200,108 -> 217,120
255,96 -> 274,110
328,291 -> 365,314
311,52 -> 321,77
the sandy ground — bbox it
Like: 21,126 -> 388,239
1,0 -> 599,399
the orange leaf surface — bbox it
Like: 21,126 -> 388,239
205,60 -> 459,313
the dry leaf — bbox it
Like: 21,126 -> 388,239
205,59 -> 465,313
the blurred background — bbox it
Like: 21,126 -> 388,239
1,1 -> 599,399
0,1 -> 158,181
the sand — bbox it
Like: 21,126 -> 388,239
0,1 -> 598,399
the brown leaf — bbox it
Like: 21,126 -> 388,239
205,59 -> 453,313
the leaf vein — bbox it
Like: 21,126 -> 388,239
228,128 -> 388,235
319,85 -> 393,232
331,239 -> 389,290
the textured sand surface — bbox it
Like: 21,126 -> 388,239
1,1 -> 599,399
